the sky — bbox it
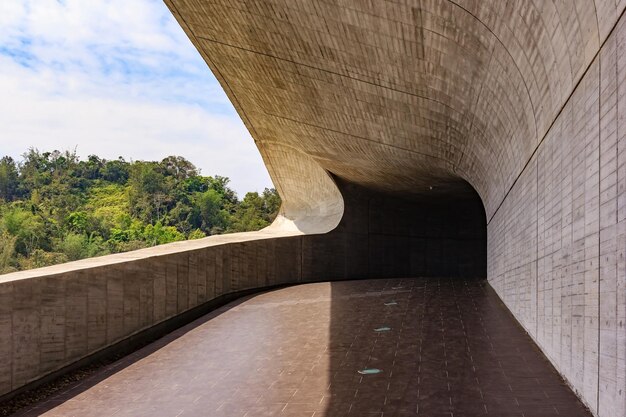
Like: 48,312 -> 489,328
0,0 -> 274,197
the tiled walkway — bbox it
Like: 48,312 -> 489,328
16,278 -> 591,417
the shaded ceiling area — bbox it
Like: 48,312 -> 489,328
165,0 -> 623,223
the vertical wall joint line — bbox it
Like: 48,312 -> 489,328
597,53 -> 601,416
536,152 -> 539,338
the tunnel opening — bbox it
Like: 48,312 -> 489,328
301,176 -> 487,281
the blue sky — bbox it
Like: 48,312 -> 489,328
0,0 -> 273,196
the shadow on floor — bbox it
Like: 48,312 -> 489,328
11,278 -> 591,417
9,293 -> 259,417
325,277 -> 591,417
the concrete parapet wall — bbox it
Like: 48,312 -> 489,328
0,230 -> 301,399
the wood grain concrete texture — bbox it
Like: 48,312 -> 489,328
161,2 -> 626,416
165,0 -> 623,217
1,1 -> 625,416
0,234 -> 294,400
488,12 -> 626,417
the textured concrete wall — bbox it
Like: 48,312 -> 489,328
162,1 -> 624,413
164,0 -> 625,220
0,178 -> 485,399
2,1 -> 625,415
0,232 -> 298,398
488,16 -> 626,417
164,1 -> 626,415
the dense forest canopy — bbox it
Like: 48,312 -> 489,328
0,149 -> 280,274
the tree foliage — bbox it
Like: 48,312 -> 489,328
0,148 -> 281,273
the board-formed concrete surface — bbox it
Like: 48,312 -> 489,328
14,278 -> 591,417
160,2 -> 626,416
1,2 -> 625,416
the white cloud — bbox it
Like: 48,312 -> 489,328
0,0 -> 273,196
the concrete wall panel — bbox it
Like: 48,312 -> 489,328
487,19 -> 626,416
0,283 -> 12,394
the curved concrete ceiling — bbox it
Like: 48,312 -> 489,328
165,0 -> 626,222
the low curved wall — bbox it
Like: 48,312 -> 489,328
0,228 -> 303,399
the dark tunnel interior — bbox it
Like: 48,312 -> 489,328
301,176 -> 487,281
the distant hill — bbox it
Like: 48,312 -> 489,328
0,149 -> 280,273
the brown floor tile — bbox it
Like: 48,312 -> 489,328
12,278 -> 591,417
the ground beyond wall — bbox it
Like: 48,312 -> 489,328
487,14 -> 626,417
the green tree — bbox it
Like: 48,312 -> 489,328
77,155 -> 104,180
66,211 -> 89,233
101,157 -> 130,184
188,229 -> 206,240
0,156 -> 19,201
195,189 -> 227,234
56,232 -> 108,261
20,249 -> 68,270
142,221 -> 185,246
18,149 -> 85,228
229,192 -> 270,232
128,161 -> 172,223
0,148 -> 281,274
228,189 -> 281,232
0,232 -> 17,273
2,205 -> 46,256
85,183 -> 130,236
159,155 -> 198,180
56,233 -> 87,261
261,188 -> 281,222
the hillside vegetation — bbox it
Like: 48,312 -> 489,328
0,149 -> 280,273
